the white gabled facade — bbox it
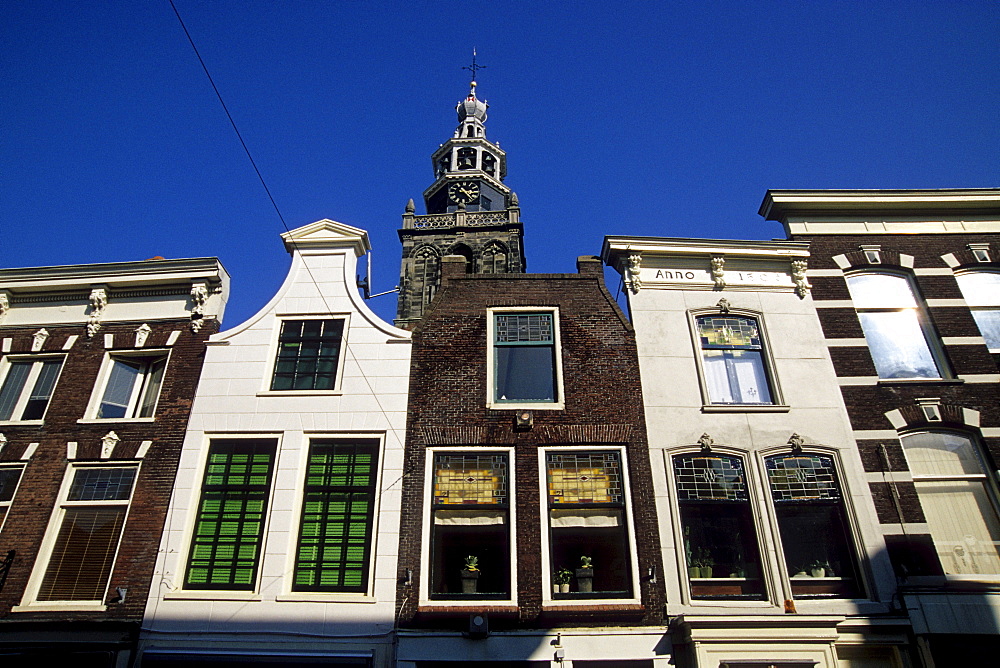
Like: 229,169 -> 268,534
603,236 -> 909,668
140,220 -> 411,668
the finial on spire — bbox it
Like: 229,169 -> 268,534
462,49 -> 486,89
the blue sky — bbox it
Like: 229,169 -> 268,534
4,1 -> 999,327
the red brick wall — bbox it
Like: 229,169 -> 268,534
396,260 -> 664,628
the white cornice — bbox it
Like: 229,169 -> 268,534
760,189 -> 1000,220
0,257 -> 228,293
602,235 -> 810,266
281,219 -> 370,257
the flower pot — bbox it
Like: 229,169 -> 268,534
688,566 -> 701,579
700,566 -> 714,579
461,569 -> 479,594
553,584 -> 560,594
810,567 -> 825,578
575,568 -> 594,593
560,583 -> 570,593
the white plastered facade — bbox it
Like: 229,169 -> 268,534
140,221 -> 411,668
603,236 -> 909,668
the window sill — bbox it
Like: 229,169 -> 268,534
275,593 -> 376,603
876,378 -> 964,386
487,402 -> 565,411
256,390 -> 343,397
701,404 -> 790,413
541,597 -> 640,608
76,417 -> 155,424
0,419 -> 44,427
420,598 -> 516,608
163,590 -> 261,601
11,602 -> 107,613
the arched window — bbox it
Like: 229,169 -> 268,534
411,247 -> 440,318
457,147 -> 476,170
673,453 -> 765,600
765,453 -> 862,598
900,432 -> 1000,575
846,272 -> 944,379
482,153 -> 496,177
955,271 -> 1000,350
480,242 -> 508,274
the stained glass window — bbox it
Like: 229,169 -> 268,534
695,315 -> 773,405
494,313 -> 558,404
434,453 -> 507,506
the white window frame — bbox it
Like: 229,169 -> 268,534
80,349 -> 171,423
900,430 -> 1000,581
954,270 -> 1000,352
688,309 -> 787,411
539,445 -> 641,607
754,446 -> 869,604
258,314 -> 350,396
0,463 -> 26,532
845,271 -> 948,380
419,446 -> 517,607
277,432 -> 385,602
15,462 -> 138,612
486,307 -> 565,410
0,354 -> 65,425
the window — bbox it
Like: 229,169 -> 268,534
0,465 -> 25,529
491,311 -> 561,406
955,271 -> 1000,349
482,153 -> 497,177
94,354 -> 166,419
456,147 -> 476,169
673,454 -> 765,600
900,432 -> 1000,576
271,320 -> 345,391
185,439 -> 277,590
294,439 -> 379,593
0,356 -> 62,422
35,466 -> 137,602
546,451 -> 633,598
765,454 -> 862,598
480,242 -> 508,274
846,273 -> 943,379
695,315 -> 774,405
410,247 -> 440,319
429,452 -> 510,599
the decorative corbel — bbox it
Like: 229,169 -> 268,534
716,297 -> 731,314
698,433 -> 714,452
711,256 -> 726,289
787,433 -> 804,453
625,253 -> 643,294
0,290 -> 10,323
190,282 -> 209,333
101,431 -> 120,459
32,328 -> 49,352
134,323 -> 152,348
87,287 -> 108,338
790,259 -> 811,299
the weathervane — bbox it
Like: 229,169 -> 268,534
462,49 -> 486,82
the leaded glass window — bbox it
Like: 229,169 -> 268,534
673,454 -> 764,599
271,320 -> 344,391
185,439 -> 277,590
545,451 -> 632,598
294,440 -> 379,592
430,452 -> 510,598
37,466 -> 137,602
493,312 -> 558,404
765,454 -> 862,598
696,315 -> 773,405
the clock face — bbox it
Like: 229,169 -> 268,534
448,181 -> 480,203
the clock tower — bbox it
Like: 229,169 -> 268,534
395,78 -> 526,329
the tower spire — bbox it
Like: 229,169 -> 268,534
462,48 -> 487,83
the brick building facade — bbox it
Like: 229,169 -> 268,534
0,258 -> 227,666
395,255 -> 665,666
762,189 -> 1000,667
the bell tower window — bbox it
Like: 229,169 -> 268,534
482,153 -> 496,177
457,148 -> 476,170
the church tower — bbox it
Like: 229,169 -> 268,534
395,76 -> 525,329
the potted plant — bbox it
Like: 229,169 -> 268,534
553,567 -> 572,594
791,564 -> 807,578
696,548 -> 714,579
461,555 -> 480,594
809,560 -> 828,578
575,556 -> 594,593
